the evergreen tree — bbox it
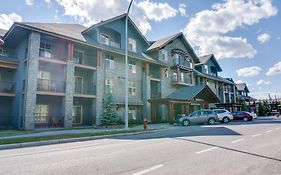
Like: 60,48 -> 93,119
100,95 -> 120,126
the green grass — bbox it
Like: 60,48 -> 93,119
0,130 -> 38,137
0,129 -> 155,145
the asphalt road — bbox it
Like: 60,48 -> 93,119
1,117 -> 281,175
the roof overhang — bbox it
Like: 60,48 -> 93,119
0,38 -> 4,45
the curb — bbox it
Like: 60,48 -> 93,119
0,128 -> 167,150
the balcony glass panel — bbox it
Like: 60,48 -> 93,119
37,79 -> 65,93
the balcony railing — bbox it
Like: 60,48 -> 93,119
0,81 -> 15,93
37,79 -> 65,93
75,84 -> 96,95
100,37 -> 120,48
173,58 -> 192,69
39,49 -> 66,61
34,115 -> 64,128
0,53 -> 17,62
172,74 -> 192,85
73,53 -> 97,67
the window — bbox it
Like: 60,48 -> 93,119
39,40 -> 52,58
73,50 -> 83,64
105,78 -> 114,93
128,82 -> 136,96
203,110 -> 212,115
129,107 -> 137,120
173,54 -> 180,65
75,76 -> 83,94
164,68 -> 169,78
73,106 -> 82,124
180,72 -> 184,83
129,61 -> 136,74
162,49 -> 168,62
172,72 -> 177,81
35,105 -> 48,123
105,55 -> 115,70
128,38 -> 136,52
100,33 -> 110,45
38,71 -> 51,91
205,65 -> 209,74
0,47 -> 3,55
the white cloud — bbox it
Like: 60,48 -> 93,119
178,3 -> 187,17
266,61 -> 281,76
51,0 -> 177,35
0,13 -> 22,30
256,79 -> 271,85
182,0 -> 278,59
236,66 -> 261,77
25,0 -> 33,5
137,0 -> 177,22
257,33 -> 271,43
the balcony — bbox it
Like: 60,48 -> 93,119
149,65 -> 161,80
74,83 -> 96,96
0,81 -> 15,95
99,37 -> 120,49
173,58 -> 193,70
37,79 -> 65,93
172,74 -> 192,85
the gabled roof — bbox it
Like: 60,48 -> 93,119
197,54 -> 222,72
193,69 -> 235,84
82,13 -> 150,45
146,32 -> 200,63
236,83 -> 250,92
147,32 -> 181,51
8,22 -> 88,42
167,84 -> 220,103
0,29 -> 7,38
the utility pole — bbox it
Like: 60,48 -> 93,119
125,0 -> 133,130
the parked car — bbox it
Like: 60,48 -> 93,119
232,111 -> 253,122
212,109 -> 233,123
249,112 -> 257,119
178,109 -> 219,126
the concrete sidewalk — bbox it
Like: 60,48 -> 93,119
0,123 -> 171,139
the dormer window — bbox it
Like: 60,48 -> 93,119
128,38 -> 136,52
204,65 -> 209,74
100,33 -> 110,45
162,49 -> 168,62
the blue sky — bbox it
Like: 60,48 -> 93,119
0,0 -> 281,99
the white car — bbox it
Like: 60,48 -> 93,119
213,109 -> 233,123
248,112 -> 257,119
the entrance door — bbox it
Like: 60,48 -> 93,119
73,106 -> 82,124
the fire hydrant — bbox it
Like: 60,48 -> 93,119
143,118 -> 148,130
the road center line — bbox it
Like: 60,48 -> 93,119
231,138 -> 245,143
265,130 -> 273,133
196,147 -> 218,154
131,164 -> 164,175
252,133 -> 262,137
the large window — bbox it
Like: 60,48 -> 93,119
35,105 -> 48,123
73,50 -> 83,64
105,78 -> 114,93
39,40 -> 52,58
105,55 -> 115,70
129,61 -> 136,74
128,38 -> 136,52
100,33 -> 110,45
128,82 -> 136,96
73,106 -> 82,124
38,71 -> 51,91
75,76 -> 83,93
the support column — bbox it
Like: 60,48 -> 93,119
143,63 -> 151,121
95,50 -> 105,125
23,32 -> 40,130
64,60 -> 75,128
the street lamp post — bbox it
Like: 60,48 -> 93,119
125,0 -> 133,130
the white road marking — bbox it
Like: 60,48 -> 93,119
231,138 -> 245,143
265,130 -> 273,133
275,127 -> 280,130
252,133 -> 262,137
131,164 -> 164,175
196,147 -> 218,154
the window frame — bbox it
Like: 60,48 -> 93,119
35,104 -> 49,124
73,105 -> 83,124
129,60 -> 137,74
39,40 -> 52,58
128,82 -> 136,96
100,33 -> 110,45
105,78 -> 114,93
75,76 -> 84,94
128,38 -> 137,52
105,55 -> 115,70
128,107 -> 137,120
73,49 -> 84,64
